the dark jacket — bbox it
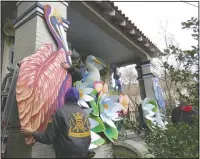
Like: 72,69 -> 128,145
32,102 -> 91,158
171,105 -> 198,125
68,67 -> 83,85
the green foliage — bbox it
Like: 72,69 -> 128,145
144,17 -> 199,158
144,116 -> 199,158
163,17 -> 199,110
109,89 -> 120,95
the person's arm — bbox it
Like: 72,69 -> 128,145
68,67 -> 79,74
61,62 -> 81,76
21,110 -> 61,145
32,122 -> 54,145
32,111 -> 61,144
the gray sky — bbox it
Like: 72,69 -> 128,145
114,1 -> 198,50
115,1 -> 198,83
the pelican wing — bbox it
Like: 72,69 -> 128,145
16,43 -> 72,144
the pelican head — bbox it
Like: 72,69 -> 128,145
44,4 -> 72,66
85,55 -> 102,66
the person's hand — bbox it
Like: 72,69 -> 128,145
61,62 -> 70,70
20,127 -> 34,137
17,61 -> 22,67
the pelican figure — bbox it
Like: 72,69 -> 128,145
16,5 -> 73,144
83,55 -> 103,85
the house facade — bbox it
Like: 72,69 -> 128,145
1,1 -> 160,158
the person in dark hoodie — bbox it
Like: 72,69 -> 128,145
171,101 -> 198,125
61,49 -> 84,85
20,87 -> 91,158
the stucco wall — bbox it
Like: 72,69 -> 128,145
13,16 -> 38,65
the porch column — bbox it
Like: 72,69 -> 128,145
136,60 -> 156,100
7,1 -> 69,158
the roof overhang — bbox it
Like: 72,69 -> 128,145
67,2 -> 161,66
1,1 -> 161,67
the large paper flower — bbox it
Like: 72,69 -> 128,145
99,95 -> 126,142
94,82 -> 109,97
75,81 -> 94,108
119,94 -> 130,115
93,81 -> 103,93
142,98 -> 166,130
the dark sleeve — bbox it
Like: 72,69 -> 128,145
32,111 -> 61,145
68,67 -> 83,82
171,109 -> 177,124
67,67 -> 76,74
68,67 -> 81,75
192,109 -> 198,115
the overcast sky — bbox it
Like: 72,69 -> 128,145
114,1 -> 198,83
114,1 -> 198,51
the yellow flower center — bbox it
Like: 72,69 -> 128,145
103,104 -> 109,110
79,90 -> 84,98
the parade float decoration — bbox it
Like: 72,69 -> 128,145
74,55 -> 129,149
16,4 -> 129,148
16,5 -> 72,144
2,17 -> 15,46
141,77 -> 167,130
141,98 -> 166,130
153,77 -> 166,110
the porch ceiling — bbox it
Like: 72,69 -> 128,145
68,6 -> 139,65
68,3 -> 142,66
67,2 -> 161,66
1,2 -> 17,21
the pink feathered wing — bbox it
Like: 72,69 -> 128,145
16,43 -> 72,144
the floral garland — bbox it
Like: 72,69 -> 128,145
2,17 -> 15,46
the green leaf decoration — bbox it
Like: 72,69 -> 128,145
148,99 -> 158,112
90,89 -> 98,96
145,119 -> 154,131
97,95 -> 104,114
5,36 -> 14,47
2,18 -> 15,47
89,114 -> 105,132
92,136 -> 105,146
103,123 -> 118,142
73,81 -> 79,87
89,100 -> 99,116
3,18 -> 15,37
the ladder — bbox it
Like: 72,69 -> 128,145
1,65 -> 20,158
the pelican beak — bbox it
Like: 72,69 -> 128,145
93,58 -> 102,65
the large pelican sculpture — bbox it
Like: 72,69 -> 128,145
16,5 -> 72,144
